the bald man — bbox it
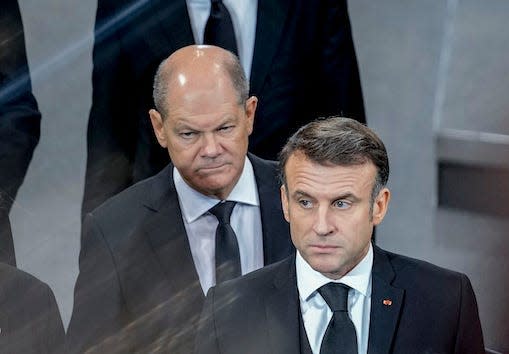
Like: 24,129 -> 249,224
66,45 -> 293,353
82,0 -> 365,217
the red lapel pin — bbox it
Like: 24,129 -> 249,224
383,299 -> 392,306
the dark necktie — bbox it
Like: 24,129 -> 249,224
203,0 -> 238,56
209,201 -> 241,284
318,283 -> 358,354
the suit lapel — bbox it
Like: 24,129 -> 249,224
141,165 -> 204,303
250,0 -> 291,95
367,246 -> 405,354
249,154 -> 291,264
115,166 -> 204,352
265,255 -> 300,354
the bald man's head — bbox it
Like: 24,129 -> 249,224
148,45 -> 258,200
152,45 -> 249,119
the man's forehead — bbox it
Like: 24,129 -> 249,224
285,154 -> 377,185
165,90 -> 242,119
166,68 -> 227,92
286,151 -> 375,170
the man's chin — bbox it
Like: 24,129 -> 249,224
307,256 -> 346,279
194,177 -> 232,199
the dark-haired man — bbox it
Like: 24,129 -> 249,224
196,117 -> 484,354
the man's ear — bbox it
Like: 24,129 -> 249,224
372,187 -> 390,226
280,185 -> 290,222
244,96 -> 257,136
149,109 -> 168,148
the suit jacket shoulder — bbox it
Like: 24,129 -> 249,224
369,246 -> 484,354
196,256 -> 299,354
0,263 -> 64,353
85,164 -> 176,244
206,254 -> 293,296
375,246 -> 470,282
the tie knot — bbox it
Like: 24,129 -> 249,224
318,283 -> 350,312
209,201 -> 236,224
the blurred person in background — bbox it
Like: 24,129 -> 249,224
0,0 -> 41,266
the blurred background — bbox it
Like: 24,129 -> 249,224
9,0 -> 508,352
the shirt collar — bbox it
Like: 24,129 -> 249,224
296,243 -> 373,302
174,157 -> 259,223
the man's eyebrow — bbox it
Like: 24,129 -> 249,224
173,120 -> 195,130
173,115 -> 237,131
333,192 -> 359,200
292,190 -> 361,202
292,190 -> 313,199
333,192 -> 360,202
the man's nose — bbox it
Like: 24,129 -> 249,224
201,132 -> 222,157
313,206 -> 334,236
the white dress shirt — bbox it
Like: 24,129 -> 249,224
296,244 -> 373,354
186,0 -> 257,80
174,158 -> 263,294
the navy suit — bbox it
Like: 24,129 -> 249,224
67,154 -> 293,353
82,0 -> 365,216
196,246 -> 485,354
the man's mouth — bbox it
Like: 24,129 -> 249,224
308,244 -> 339,252
198,163 -> 228,172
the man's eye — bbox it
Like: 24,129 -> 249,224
218,125 -> 234,133
180,131 -> 196,139
333,200 -> 351,209
298,200 -> 313,208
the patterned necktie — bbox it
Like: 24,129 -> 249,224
209,201 -> 241,284
318,283 -> 358,354
204,0 -> 238,56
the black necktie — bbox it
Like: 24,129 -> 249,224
203,0 -> 238,56
209,201 -> 241,284
318,283 -> 358,354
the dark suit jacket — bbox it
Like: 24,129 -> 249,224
0,263 -> 64,353
0,0 -> 41,266
196,246 -> 485,354
67,154 -> 293,353
82,0 -> 365,215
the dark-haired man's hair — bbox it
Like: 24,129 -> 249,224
279,116 -> 389,205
